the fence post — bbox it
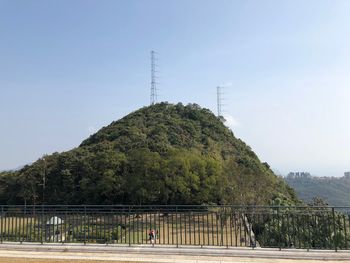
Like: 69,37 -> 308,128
332,207 -> 337,252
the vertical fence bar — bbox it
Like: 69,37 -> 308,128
40,205 -> 44,244
191,211 -> 193,245
132,210 -> 135,245
277,207 -> 281,250
199,211 -> 202,246
211,212 -> 214,246
332,208 -> 337,252
176,206 -> 178,247
197,212 -> 200,246
338,213 -> 343,250
139,210 -> 142,245
158,209 -> 161,245
300,214 -> 305,249
114,209 -> 117,244
18,211 -> 21,243
21,210 -> 24,243
145,210 -> 148,244
202,210 -> 205,247
0,206 -> 3,243
4,208 -> 6,242
321,212 -> 325,249
166,211 -> 170,245
239,209 -> 242,247
26,209 -> 29,242
63,208 -> 67,243
6,209 -> 8,242
336,213 -> 340,250
235,213 -> 238,247
31,207 -> 34,242
14,211 -> 17,242
344,214 -> 348,250
179,209 -> 182,245
171,211 -> 174,245
328,212 -> 333,250
99,209 -> 102,244
182,210 -> 185,245
103,211 -> 106,244
128,206 -> 131,246
10,213 -> 13,242
189,211 -> 191,245
123,208 -> 126,244
116,210 -> 120,244
312,214 -> 316,249
88,208 -> 91,244
205,211 -> 209,246
162,210 -> 165,245
108,210 -> 111,244
225,207 -> 228,248
154,209 -> 157,245
348,215 -> 350,250
220,210 -> 223,246
229,209 -> 233,247
285,212 -> 289,248
136,211 -> 139,244
35,206 -> 38,243
83,206 -> 86,245
59,209 -> 62,243
307,213 -> 312,250
216,212 -> 219,246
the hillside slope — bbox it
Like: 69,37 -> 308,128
285,176 -> 350,206
0,103 -> 298,205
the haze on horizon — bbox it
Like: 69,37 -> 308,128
0,0 -> 349,177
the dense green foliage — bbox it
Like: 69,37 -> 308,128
255,198 -> 350,249
0,103 -> 297,205
285,176 -> 350,206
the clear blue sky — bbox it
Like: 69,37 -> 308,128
1,0 -> 349,177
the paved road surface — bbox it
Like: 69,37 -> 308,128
0,243 -> 349,262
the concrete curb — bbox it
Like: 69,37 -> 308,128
0,243 -> 349,262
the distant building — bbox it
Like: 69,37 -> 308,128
344,172 -> 350,179
287,172 -> 311,179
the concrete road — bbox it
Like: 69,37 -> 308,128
0,243 -> 349,262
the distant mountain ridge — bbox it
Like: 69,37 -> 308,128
284,174 -> 350,206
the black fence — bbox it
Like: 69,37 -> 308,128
0,205 -> 349,250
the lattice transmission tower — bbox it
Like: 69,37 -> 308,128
150,50 -> 158,105
217,86 -> 224,118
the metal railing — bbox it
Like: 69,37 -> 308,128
0,205 -> 349,250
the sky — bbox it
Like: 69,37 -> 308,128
0,0 -> 349,177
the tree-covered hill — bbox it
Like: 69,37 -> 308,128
0,103 -> 298,205
285,175 -> 350,206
